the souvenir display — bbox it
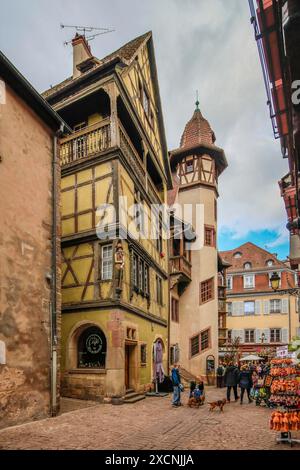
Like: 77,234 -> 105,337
268,358 -> 300,445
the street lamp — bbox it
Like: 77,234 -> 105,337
270,272 -> 280,291
270,271 -> 300,296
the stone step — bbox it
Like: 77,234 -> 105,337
124,394 -> 146,404
125,389 -> 135,394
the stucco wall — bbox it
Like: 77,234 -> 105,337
0,84 -> 59,428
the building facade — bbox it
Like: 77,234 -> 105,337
168,102 -> 227,379
221,242 -> 300,357
249,0 -> 300,268
43,32 -> 172,401
0,51 -> 68,428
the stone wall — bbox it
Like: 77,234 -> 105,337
0,83 -> 60,428
61,371 -> 106,401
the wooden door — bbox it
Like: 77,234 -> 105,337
125,345 -> 130,390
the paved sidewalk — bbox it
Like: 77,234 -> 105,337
0,387 -> 299,450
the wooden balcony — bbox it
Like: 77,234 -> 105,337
169,255 -> 192,295
59,118 -> 111,166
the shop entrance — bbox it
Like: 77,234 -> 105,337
125,342 -> 136,390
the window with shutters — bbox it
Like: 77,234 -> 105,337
270,299 -> 281,314
244,329 -> 255,343
101,244 -> 113,280
243,274 -> 255,289
244,301 -> 255,315
200,277 -> 214,304
270,328 -> 281,343
171,297 -> 179,322
227,302 -> 232,316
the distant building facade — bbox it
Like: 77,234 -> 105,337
221,242 -> 300,357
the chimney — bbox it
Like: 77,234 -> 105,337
71,33 -> 92,78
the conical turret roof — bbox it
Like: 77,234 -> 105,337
180,105 -> 216,149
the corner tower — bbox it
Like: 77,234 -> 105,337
169,100 -> 228,380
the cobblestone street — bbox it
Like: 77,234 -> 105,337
0,387 -> 299,450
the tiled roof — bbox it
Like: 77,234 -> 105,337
180,108 -> 216,149
220,242 -> 287,272
43,31 -> 151,99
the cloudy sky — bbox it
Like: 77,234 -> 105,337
0,0 -> 290,258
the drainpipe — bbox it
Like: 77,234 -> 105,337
50,126 -> 63,416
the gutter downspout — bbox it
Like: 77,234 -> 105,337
50,126 -> 63,416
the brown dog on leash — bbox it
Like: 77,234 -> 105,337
208,398 -> 226,412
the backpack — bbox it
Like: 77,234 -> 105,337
193,388 -> 202,399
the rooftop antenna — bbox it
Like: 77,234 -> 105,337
60,24 -> 115,46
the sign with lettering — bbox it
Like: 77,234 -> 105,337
276,345 -> 288,358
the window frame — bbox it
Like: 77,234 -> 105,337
270,299 -> 282,314
244,300 -> 255,316
200,277 -> 214,304
171,297 -> 179,322
140,343 -> 147,366
204,225 -> 216,247
244,329 -> 255,343
243,274 -> 255,289
156,275 -> 163,306
101,244 -> 113,281
190,328 -> 211,358
270,328 -> 281,343
226,276 -> 233,290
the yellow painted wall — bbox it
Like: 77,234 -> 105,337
227,294 -> 299,342
121,43 -> 165,174
61,309 -> 168,386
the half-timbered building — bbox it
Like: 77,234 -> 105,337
43,32 -> 172,402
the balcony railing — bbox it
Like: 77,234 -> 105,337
60,118 -> 111,166
119,121 -> 145,183
170,255 -> 192,280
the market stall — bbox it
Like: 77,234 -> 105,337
269,358 -> 300,446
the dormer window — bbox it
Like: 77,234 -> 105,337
233,251 -> 242,259
244,262 -> 251,270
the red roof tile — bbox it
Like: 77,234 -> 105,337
220,242 -> 287,272
180,108 -> 216,149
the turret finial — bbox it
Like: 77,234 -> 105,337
195,90 -> 199,110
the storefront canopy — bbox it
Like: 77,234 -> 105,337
240,354 -> 262,361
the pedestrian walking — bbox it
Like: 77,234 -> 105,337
171,363 -> 182,407
239,364 -> 253,404
216,362 -> 225,388
224,361 -> 239,402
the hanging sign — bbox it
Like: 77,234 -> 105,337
276,345 -> 288,358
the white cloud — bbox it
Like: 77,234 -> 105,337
0,0 -> 290,245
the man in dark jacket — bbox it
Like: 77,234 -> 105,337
238,365 -> 253,404
224,362 -> 239,402
216,363 -> 225,388
171,363 -> 182,407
